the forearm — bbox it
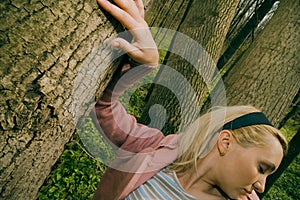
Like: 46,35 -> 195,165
92,59 -> 157,147
93,0 -> 159,149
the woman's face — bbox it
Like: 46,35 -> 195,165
216,132 -> 283,199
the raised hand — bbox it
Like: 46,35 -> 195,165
97,0 -> 159,66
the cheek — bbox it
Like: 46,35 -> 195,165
236,165 -> 257,184
224,153 -> 258,186
219,158 -> 258,198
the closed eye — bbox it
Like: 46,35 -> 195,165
258,162 -> 276,174
258,165 -> 266,174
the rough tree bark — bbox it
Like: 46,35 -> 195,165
146,0 -> 190,28
144,0 -> 192,57
0,0 -> 126,199
218,0 -> 279,70
215,0 -> 300,127
141,0 -> 240,134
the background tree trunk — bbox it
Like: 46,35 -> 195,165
146,0 -> 190,29
218,0 -> 279,70
214,0 -> 300,127
0,0 -> 126,199
141,0 -> 240,134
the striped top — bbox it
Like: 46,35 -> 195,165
125,170 -> 197,200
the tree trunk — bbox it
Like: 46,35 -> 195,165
146,0 -> 190,28
278,90 -> 299,129
0,0 -> 125,199
142,0 -> 239,134
215,0 -> 300,127
218,0 -> 279,70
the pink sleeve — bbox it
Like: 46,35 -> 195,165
91,62 -> 165,152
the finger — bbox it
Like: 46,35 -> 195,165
97,0 -> 141,29
111,38 -> 140,56
112,0 -> 142,20
134,0 -> 145,18
97,0 -> 137,29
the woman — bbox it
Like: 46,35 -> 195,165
93,0 -> 288,199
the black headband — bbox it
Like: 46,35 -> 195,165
222,112 -> 273,130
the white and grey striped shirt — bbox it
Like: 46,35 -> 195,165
125,170 -> 197,200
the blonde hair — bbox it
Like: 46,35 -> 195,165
170,105 -> 288,174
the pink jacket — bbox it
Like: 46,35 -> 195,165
92,62 -> 179,200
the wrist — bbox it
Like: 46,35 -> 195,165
128,57 -> 158,69
128,57 -> 143,68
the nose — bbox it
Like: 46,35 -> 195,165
253,176 -> 267,193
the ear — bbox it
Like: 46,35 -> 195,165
217,130 -> 233,156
